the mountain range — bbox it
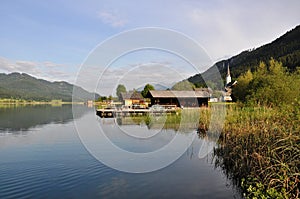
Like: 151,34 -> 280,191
0,72 -> 99,101
187,25 -> 300,88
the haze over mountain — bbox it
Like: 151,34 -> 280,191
0,72 -> 99,101
136,83 -> 173,92
187,25 -> 300,88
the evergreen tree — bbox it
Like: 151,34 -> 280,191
141,84 -> 155,98
116,84 -> 126,100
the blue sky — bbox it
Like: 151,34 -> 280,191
0,0 -> 299,94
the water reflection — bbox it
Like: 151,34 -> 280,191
0,104 -> 90,132
116,116 -> 200,131
115,115 -> 216,141
0,107 -> 242,198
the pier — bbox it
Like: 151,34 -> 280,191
96,108 -> 177,118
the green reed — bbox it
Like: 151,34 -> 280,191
214,103 -> 300,199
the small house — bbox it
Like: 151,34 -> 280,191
120,91 -> 144,108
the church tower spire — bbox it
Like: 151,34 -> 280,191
226,63 -> 231,85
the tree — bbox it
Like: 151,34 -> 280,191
171,80 -> 195,91
116,84 -> 126,100
96,96 -> 107,102
247,59 -> 291,106
141,84 -> 155,98
233,59 -> 300,107
232,69 -> 253,102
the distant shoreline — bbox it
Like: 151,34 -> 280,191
0,99 -> 85,105
0,102 -> 84,105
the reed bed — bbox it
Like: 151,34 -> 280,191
214,103 -> 300,198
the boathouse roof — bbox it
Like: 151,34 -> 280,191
147,90 -> 210,98
120,91 -> 143,100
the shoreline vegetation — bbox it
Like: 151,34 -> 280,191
214,104 -> 299,199
213,59 -> 299,198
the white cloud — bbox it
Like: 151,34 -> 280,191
0,57 -> 16,72
15,60 -> 39,69
0,56 -> 76,83
0,58 -> 177,96
183,1 -> 300,61
98,10 -> 127,28
0,57 -> 42,75
43,61 -> 65,68
186,7 -> 250,61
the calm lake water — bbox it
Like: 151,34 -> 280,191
0,105 -> 241,199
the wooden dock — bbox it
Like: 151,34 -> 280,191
96,108 -> 176,118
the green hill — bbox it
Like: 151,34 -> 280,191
188,25 -> 300,88
0,72 -> 99,101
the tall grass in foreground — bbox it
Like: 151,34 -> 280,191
214,103 -> 300,198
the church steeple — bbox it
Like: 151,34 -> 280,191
226,63 -> 231,85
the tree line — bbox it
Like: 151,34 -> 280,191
232,58 -> 300,107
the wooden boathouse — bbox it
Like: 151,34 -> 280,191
146,90 -> 209,107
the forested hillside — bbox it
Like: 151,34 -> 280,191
0,72 -> 99,101
188,25 -> 300,88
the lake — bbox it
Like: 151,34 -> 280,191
0,105 -> 241,198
